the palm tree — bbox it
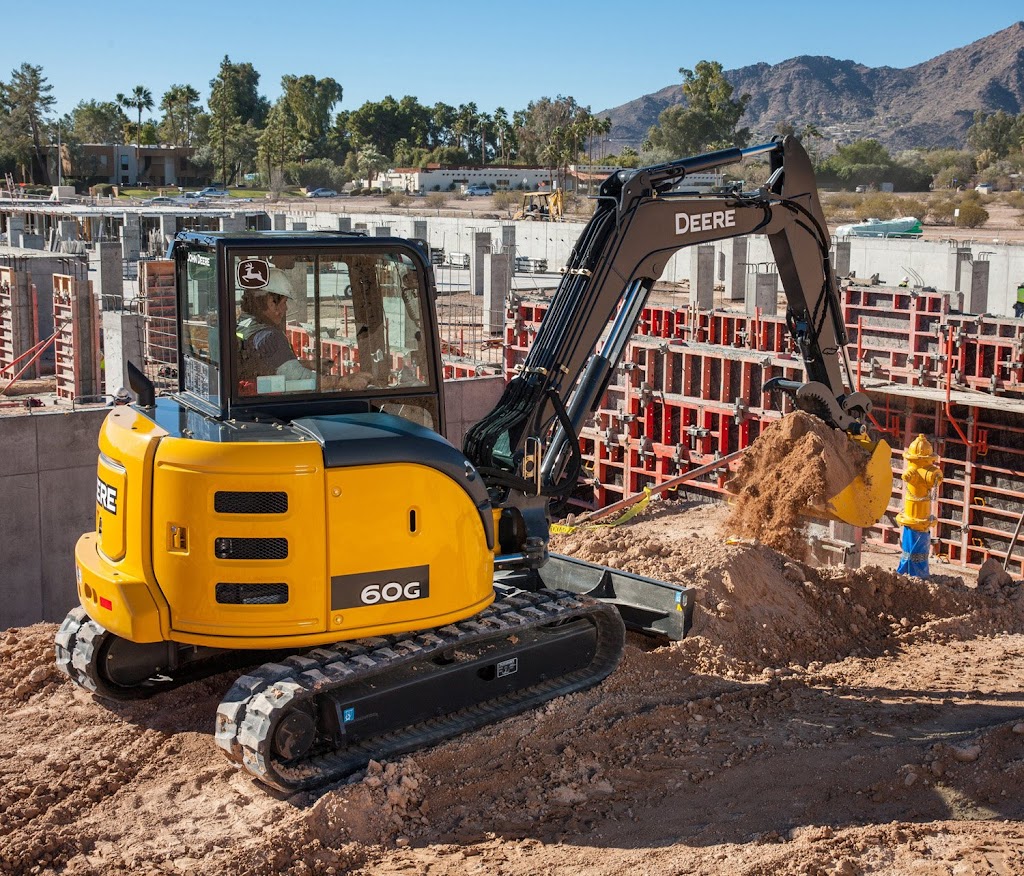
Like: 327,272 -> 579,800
493,106 -> 510,164
477,111 -> 492,164
117,85 -> 154,152
594,116 -> 612,162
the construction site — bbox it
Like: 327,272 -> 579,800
3,147 -> 1024,875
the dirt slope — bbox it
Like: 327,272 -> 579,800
3,502 -> 1024,876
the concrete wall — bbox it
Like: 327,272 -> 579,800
0,408 -> 107,629
444,375 -> 504,450
0,374 -> 505,630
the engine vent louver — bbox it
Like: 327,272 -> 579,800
216,583 -> 289,605
214,537 -> 288,560
214,491 -> 288,514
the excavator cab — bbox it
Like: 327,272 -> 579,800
172,231 -> 441,428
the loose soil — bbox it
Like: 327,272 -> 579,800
4,501 -> 1024,875
726,411 -> 872,559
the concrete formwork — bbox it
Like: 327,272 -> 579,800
0,266 -> 39,379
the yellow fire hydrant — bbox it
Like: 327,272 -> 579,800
896,434 -> 942,576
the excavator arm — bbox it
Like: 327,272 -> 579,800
465,136 -> 888,542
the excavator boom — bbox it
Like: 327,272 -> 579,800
465,136 -> 890,531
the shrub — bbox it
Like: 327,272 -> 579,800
856,193 -> 899,220
492,190 -> 517,210
956,202 -> 989,228
1003,191 -> 1024,211
928,197 -> 957,225
386,191 -> 410,208
893,197 -> 928,220
425,192 -> 447,209
285,158 -> 347,191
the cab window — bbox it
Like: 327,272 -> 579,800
229,248 -> 436,425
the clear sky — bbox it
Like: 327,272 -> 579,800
7,0 -> 1023,118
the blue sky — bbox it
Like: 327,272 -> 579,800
8,1 -> 1023,118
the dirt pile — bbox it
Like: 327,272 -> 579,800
726,411 -> 872,557
3,501 -> 1024,875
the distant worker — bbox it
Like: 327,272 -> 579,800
898,276 -> 910,288
1015,279 -> 1024,318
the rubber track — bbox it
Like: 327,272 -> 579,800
215,589 -> 625,793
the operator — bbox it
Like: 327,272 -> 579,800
1015,279 -> 1024,318
236,269 -> 371,392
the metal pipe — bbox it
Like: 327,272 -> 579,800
574,450 -> 746,526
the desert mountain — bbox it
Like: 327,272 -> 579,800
599,22 -> 1024,152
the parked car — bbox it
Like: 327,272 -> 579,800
198,187 -> 231,198
464,184 -> 492,196
514,255 -> 548,273
143,196 -> 176,206
307,188 -> 339,198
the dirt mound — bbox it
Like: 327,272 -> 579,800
725,411 -> 872,558
3,501 -> 1024,875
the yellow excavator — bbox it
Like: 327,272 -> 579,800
513,189 -> 563,221
56,137 -> 889,792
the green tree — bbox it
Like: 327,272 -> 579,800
819,139 -> 911,189
281,74 -> 343,157
0,63 -> 56,183
516,96 -> 583,166
347,95 -> 428,160
355,148 -> 389,187
257,99 -> 301,185
69,99 -> 125,144
159,84 -> 202,147
967,110 -> 1024,160
645,61 -> 751,157
207,57 -> 267,184
116,85 -> 153,152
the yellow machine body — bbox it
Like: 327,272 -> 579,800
75,405 -> 495,650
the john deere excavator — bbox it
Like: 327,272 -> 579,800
56,136 -> 890,792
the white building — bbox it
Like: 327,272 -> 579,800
375,166 -> 554,194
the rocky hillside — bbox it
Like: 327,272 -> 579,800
600,21 -> 1024,152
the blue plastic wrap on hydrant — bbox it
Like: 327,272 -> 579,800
896,527 -> 931,578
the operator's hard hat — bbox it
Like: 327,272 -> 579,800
901,276 -> 909,282
255,268 -> 293,299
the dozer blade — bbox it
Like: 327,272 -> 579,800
813,438 -> 892,528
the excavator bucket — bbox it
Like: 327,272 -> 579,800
814,438 -> 893,528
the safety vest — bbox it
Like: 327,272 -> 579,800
236,314 -> 274,384
1017,283 -> 1024,305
